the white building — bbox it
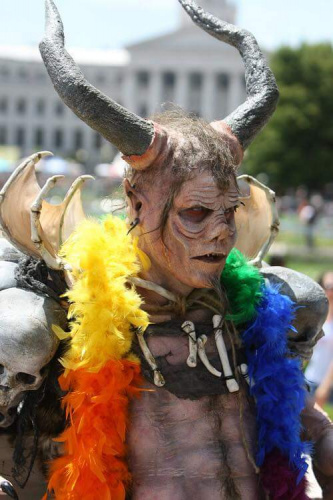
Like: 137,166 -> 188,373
0,0 -> 246,170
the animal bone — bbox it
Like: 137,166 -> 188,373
238,364 -> 250,385
197,335 -> 222,378
213,315 -> 239,393
136,329 -> 165,387
181,320 -> 197,368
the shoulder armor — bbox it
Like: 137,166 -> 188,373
0,238 -> 22,263
260,266 -> 328,360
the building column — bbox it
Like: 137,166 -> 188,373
227,72 -> 244,115
175,71 -> 188,110
202,72 -> 215,122
148,71 -> 161,115
122,67 -> 137,113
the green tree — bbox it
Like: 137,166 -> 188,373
243,44 -> 333,193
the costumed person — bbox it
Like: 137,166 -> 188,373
0,1 -> 333,499
306,271 -> 333,407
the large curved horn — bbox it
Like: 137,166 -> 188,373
178,0 -> 279,150
40,0 -> 154,156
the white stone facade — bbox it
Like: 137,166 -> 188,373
0,0 -> 247,169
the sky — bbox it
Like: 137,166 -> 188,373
1,0 -> 333,51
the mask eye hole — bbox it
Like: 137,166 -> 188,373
0,364 -> 4,375
16,372 -> 36,385
179,207 -> 210,223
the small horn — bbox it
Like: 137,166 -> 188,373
178,0 -> 279,150
40,0 -> 154,156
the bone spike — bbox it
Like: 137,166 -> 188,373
238,364 -> 250,385
213,315 -> 239,393
237,175 -> 280,268
0,152 -> 53,254
182,320 -> 198,368
59,175 -> 94,246
197,335 -> 222,378
136,329 -> 165,387
30,175 -> 65,270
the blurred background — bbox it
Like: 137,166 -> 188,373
0,0 -> 331,288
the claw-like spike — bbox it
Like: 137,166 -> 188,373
30,175 -> 65,270
59,175 -> 94,246
236,175 -> 280,266
197,335 -> 222,378
136,329 -> 165,387
0,152 -> 53,256
0,479 -> 19,499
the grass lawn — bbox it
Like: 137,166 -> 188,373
287,258 -> 332,281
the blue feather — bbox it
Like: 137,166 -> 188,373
242,284 -> 311,481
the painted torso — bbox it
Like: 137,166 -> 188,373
128,314 -> 265,500
128,386 -> 264,500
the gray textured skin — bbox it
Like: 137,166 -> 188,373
39,0 -> 154,156
0,288 -> 66,427
261,266 -> 328,360
0,238 -> 22,263
0,261 -> 17,291
179,0 -> 279,149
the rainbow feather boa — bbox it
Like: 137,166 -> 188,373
222,250 -> 310,499
45,216 -> 149,500
46,217 -> 310,499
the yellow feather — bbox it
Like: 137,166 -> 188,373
59,215 -> 148,371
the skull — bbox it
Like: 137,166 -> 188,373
0,286 -> 66,427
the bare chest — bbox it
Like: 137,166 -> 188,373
127,384 -> 264,500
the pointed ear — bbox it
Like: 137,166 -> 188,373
123,179 -> 144,218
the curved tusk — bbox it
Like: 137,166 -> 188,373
136,329 -> 165,387
59,175 -> 94,247
213,315 -> 239,393
30,175 -> 65,270
178,0 -> 279,150
40,0 -> 154,156
182,320 -> 198,368
197,335 -> 222,378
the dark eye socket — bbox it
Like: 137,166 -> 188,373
179,207 -> 211,223
16,372 -> 36,385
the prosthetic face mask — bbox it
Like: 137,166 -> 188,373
127,171 -> 239,290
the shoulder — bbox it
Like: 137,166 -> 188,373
260,265 -> 328,360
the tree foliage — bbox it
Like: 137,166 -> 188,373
243,44 -> 333,193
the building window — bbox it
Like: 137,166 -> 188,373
54,129 -> 63,149
94,132 -> 102,149
217,73 -> 229,90
36,71 -> 47,83
0,127 -> 7,145
18,68 -> 28,81
138,104 -> 148,118
162,71 -> 176,102
16,98 -> 27,115
34,128 -> 44,148
0,98 -> 8,114
16,128 -> 25,147
136,71 -> 150,88
55,102 -> 64,116
36,99 -> 46,116
0,67 -> 10,80
96,73 -> 106,85
74,130 -> 83,150
216,73 -> 229,119
188,72 -> 203,115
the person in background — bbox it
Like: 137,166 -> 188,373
306,271 -> 333,406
